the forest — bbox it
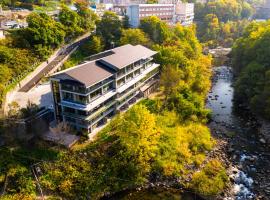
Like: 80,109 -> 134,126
232,20 -> 270,120
195,0 -> 254,47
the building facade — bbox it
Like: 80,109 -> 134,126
127,4 -> 175,27
50,44 -> 160,133
127,3 -> 194,27
102,0 -> 146,6
174,2 -> 194,26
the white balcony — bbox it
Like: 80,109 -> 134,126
117,63 -> 160,93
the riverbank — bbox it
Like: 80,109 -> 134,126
207,66 -> 270,199
258,118 -> 270,145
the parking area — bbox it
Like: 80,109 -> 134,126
10,82 -> 53,109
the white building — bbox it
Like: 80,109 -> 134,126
50,44 -> 160,133
102,0 -> 146,6
127,4 -> 175,27
174,2 -> 194,26
127,2 -> 194,27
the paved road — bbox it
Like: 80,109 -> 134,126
19,36 -> 89,92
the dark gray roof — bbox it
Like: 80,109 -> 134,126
52,61 -> 114,87
51,44 -> 156,87
100,44 -> 157,69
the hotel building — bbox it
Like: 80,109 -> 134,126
127,2 -> 194,27
50,44 -> 160,133
127,4 -> 175,27
175,2 -> 194,26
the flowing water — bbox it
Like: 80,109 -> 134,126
207,66 -> 270,199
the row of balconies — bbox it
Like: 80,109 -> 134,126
60,63 -> 160,117
60,62 -> 155,106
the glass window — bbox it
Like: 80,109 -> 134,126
134,69 -> 141,77
62,92 -> 73,101
126,64 -> 134,72
90,88 -> 102,100
117,68 -> 126,78
103,82 -> 114,93
74,95 -> 88,104
117,77 -> 125,87
78,110 -> 87,116
126,73 -> 133,81
63,107 -> 76,114
65,116 -> 76,123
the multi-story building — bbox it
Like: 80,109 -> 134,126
101,0 -> 146,6
174,2 -> 194,26
261,0 -> 270,19
50,44 -> 160,133
127,4 -> 175,27
127,2 -> 194,27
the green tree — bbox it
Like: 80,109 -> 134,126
122,15 -> 129,29
190,159 -> 228,196
96,11 -> 122,48
12,13 -> 65,59
120,28 -> 149,46
80,35 -> 104,56
140,16 -> 170,44
232,21 -> 270,119
59,5 -> 84,39
75,0 -> 98,30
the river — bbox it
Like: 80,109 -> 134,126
207,66 -> 270,199
105,66 -> 270,200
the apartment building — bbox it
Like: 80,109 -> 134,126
50,44 -> 160,133
175,2 -> 194,26
127,4 -> 175,27
127,2 -> 194,27
102,0 -> 146,6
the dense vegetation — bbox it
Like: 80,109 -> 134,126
0,4 -> 97,109
195,0 -> 253,47
232,20 -> 270,119
0,0 -> 61,11
0,10 -> 229,199
1,16 -> 227,199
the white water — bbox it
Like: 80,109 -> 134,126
229,154 -> 255,200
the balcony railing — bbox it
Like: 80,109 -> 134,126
61,78 -> 114,95
62,112 -> 88,120
61,85 -> 86,94
86,101 -> 116,121
117,59 -> 153,80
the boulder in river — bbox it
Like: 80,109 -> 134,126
259,138 -> 266,144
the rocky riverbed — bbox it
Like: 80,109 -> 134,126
207,66 -> 270,200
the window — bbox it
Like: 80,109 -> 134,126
117,77 -> 125,87
117,68 -> 125,78
75,95 -> 88,104
78,110 -> 87,116
61,84 -> 73,91
65,116 -> 76,123
126,73 -> 133,81
103,82 -> 114,93
90,88 -> 102,100
134,69 -> 140,77
63,107 -> 76,114
126,64 -> 134,72
62,92 -> 73,101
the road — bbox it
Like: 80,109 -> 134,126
18,36 -> 90,92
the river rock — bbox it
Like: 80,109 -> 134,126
259,138 -> 266,144
250,168 -> 257,173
